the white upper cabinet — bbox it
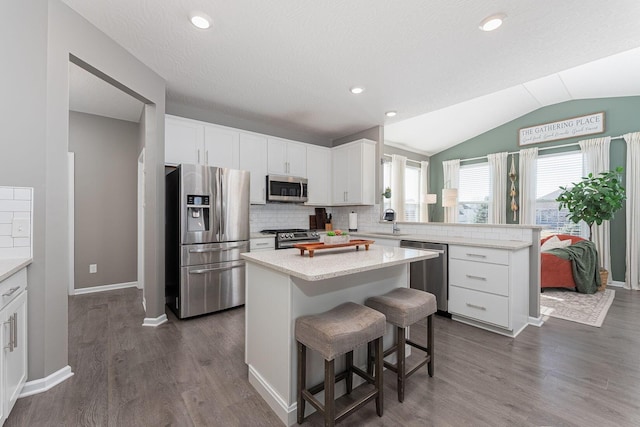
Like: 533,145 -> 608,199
165,115 -> 203,166
239,132 -> 268,204
332,139 -> 376,205
204,125 -> 239,169
305,145 -> 331,206
166,115 -> 240,169
267,138 -> 307,177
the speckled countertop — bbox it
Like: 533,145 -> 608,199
351,232 -> 532,250
241,245 -> 438,281
0,258 -> 32,282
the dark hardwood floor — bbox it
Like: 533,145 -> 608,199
7,287 -> 640,426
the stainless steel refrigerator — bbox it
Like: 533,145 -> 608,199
166,164 -> 250,318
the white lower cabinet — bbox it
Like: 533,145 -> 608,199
1,267 -> 28,425
448,245 -> 529,337
250,236 -> 275,252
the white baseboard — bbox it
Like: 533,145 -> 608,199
19,365 -> 74,398
609,280 -> 625,288
529,316 -> 545,327
142,313 -> 168,327
72,281 -> 138,295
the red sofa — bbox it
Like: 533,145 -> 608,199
540,234 -> 586,290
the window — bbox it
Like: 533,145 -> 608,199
536,151 -> 586,237
382,157 -> 422,222
458,163 -> 489,224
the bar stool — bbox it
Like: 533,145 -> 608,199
365,287 -> 437,402
295,302 -> 386,427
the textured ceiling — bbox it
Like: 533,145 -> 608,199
62,0 -> 640,153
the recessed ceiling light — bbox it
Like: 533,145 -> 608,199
350,87 -> 364,94
385,111 -> 397,117
479,13 -> 506,32
190,14 -> 211,30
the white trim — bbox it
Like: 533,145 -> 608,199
528,316 -> 545,327
142,313 -> 168,327
68,152 -> 75,296
19,365 -> 74,398
248,365 -> 295,426
72,281 -> 138,295
609,280 -> 625,288
137,149 -> 145,291
142,297 -> 147,312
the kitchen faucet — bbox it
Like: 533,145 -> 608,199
384,208 -> 400,234
392,220 -> 400,234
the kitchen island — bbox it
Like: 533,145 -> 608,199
241,245 -> 438,426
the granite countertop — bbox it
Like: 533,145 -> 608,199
0,258 -> 32,282
350,232 -> 532,250
241,245 -> 438,281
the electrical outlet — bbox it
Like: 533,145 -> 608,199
89,264 -> 97,274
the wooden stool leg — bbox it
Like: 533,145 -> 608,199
375,337 -> 384,417
427,314 -> 434,377
397,326 -> 406,403
324,359 -> 335,427
297,342 -> 306,424
345,350 -> 353,394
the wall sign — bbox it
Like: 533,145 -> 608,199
518,112 -> 605,146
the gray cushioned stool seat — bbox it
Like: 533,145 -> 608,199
365,287 -> 436,328
295,302 -> 386,361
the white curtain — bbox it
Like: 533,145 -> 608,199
442,159 -> 460,223
579,137 -> 611,281
624,132 -> 640,290
518,148 -> 538,225
391,154 -> 406,221
419,160 -> 430,222
487,152 -> 508,224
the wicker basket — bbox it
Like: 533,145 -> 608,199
598,268 -> 608,292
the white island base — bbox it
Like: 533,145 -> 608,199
243,246 -> 437,426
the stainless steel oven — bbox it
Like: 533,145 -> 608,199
260,229 -> 320,249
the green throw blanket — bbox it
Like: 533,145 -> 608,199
546,240 -> 601,294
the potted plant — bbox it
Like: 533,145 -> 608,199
556,166 -> 626,289
382,187 -> 391,199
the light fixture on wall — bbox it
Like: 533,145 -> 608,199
442,188 -> 458,207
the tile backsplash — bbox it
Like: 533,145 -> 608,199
0,186 -> 33,258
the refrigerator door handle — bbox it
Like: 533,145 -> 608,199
190,265 -> 242,274
219,169 -> 225,238
189,248 -> 223,253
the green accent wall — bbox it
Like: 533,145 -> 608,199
429,96 -> 640,282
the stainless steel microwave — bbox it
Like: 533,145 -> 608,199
266,175 -> 308,202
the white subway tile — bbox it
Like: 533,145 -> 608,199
13,211 -> 29,219
0,212 -> 12,224
0,247 -> 30,258
13,188 -> 32,200
0,200 -> 30,212
0,236 -> 13,248
0,224 -> 11,236
0,188 -> 13,200
13,237 -> 30,247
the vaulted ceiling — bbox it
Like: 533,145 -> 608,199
63,0 -> 640,154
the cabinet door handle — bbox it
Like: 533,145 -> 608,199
197,149 -> 201,164
13,312 -> 17,349
466,275 -> 487,281
2,287 -> 20,297
466,253 -> 487,258
254,242 -> 270,247
466,303 -> 487,311
206,150 -> 209,165
4,315 -> 14,352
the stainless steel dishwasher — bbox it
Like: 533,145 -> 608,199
400,240 -> 449,315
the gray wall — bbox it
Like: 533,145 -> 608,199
69,112 -> 138,289
429,96 -> 640,282
167,101 -> 332,147
0,0 -> 165,381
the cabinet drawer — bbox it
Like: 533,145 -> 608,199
1,267 -> 27,310
250,237 -> 275,251
449,259 -> 509,296
449,286 -> 510,328
449,245 -> 509,265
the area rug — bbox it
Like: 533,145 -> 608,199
540,288 -> 615,327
